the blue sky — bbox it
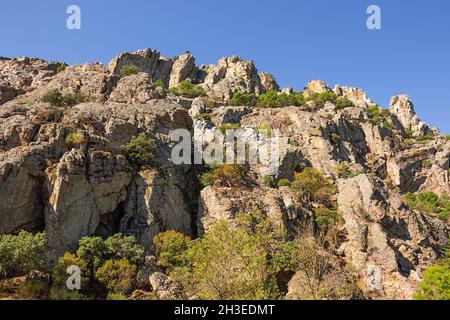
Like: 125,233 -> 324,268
1,0 -> 449,132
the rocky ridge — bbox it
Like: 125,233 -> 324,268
0,48 -> 449,299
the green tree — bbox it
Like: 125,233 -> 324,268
95,259 -> 137,295
291,168 -> 336,205
122,133 -> 156,166
0,232 -> 47,287
153,231 -> 191,270
76,236 -> 107,279
169,79 -> 206,98
104,234 -> 144,265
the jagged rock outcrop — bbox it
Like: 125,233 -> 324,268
389,95 -> 430,135
0,49 -> 448,300
337,174 -> 448,299
108,73 -> 166,104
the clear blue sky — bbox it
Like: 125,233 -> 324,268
1,0 -> 449,132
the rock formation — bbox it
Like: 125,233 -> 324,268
0,48 -> 448,300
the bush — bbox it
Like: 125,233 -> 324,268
122,133 -> 156,166
256,124 -> 272,138
154,79 -> 165,88
291,168 -> 336,205
52,252 -> 88,287
153,231 -> 191,270
0,232 -> 47,285
404,192 -> 450,222
228,92 -> 257,106
257,90 -> 305,108
414,241 -> 450,300
95,259 -> 137,295
42,89 -> 90,108
76,236 -> 107,279
367,105 -> 391,126
120,65 -> 139,77
48,285 -> 88,300
171,219 -> 280,300
314,208 -> 340,232
335,97 -> 355,110
333,163 -> 351,178
305,92 -> 337,110
65,132 -> 84,148
169,79 -> 206,98
200,164 -> 247,188
104,234 -> 145,265
19,278 -> 50,299
107,292 -> 128,300
278,179 -> 292,188
262,175 -> 275,188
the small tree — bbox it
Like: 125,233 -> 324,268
200,164 -> 247,188
0,232 -> 47,287
95,259 -> 137,295
169,79 -> 206,98
104,234 -> 144,265
291,168 -> 336,205
76,236 -> 107,279
122,133 -> 156,166
153,231 -> 191,270
335,97 -> 355,110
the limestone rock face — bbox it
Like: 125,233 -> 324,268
334,85 -> 373,108
45,150 -> 133,257
108,49 -> 161,77
389,95 -> 430,135
202,56 -> 265,100
169,53 -> 197,88
337,174 -> 448,299
109,73 -> 166,104
259,72 -> 280,92
303,80 -> 330,98
149,272 -> 183,300
0,57 -> 64,104
121,167 -> 193,251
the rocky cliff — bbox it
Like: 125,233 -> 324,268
0,49 -> 448,299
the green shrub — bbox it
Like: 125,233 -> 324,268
19,278 -> 50,299
278,179 -> 292,188
153,231 -> 191,269
52,252 -> 88,287
122,133 -> 156,166
291,168 -> 336,205
330,132 -> 340,144
333,163 -> 351,178
48,286 -> 88,300
256,90 -> 305,108
56,64 -> 67,73
256,124 -> 272,138
76,236 -> 107,279
104,234 -> 145,265
314,208 -> 340,231
95,259 -> 137,295
335,97 -> 355,110
0,232 -> 47,285
262,175 -> 275,188
120,65 -> 139,77
367,105 -> 391,126
169,79 -> 206,98
305,92 -> 337,110
171,219 -> 280,300
404,191 -> 450,221
199,164 -> 247,188
65,131 -> 84,148
228,92 -> 257,106
444,135 -> 450,141
154,79 -> 165,88
414,241 -> 450,300
42,89 -> 90,108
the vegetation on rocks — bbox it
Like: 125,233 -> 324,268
42,89 -> 92,108
404,191 -> 450,222
200,164 -> 247,188
122,133 -> 156,166
168,79 -> 206,98
120,65 -> 139,77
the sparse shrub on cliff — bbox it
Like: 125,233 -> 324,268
120,65 -> 139,77
367,105 -> 391,126
228,91 -> 257,106
291,168 -> 336,205
0,232 -> 47,286
170,218 -> 281,300
262,175 -> 275,188
278,179 -> 292,188
414,240 -> 450,300
404,191 -> 450,222
122,133 -> 156,166
42,89 -> 91,108
169,79 -> 206,98
154,79 -> 165,88
200,164 -> 247,188
335,97 -> 355,110
153,231 -> 191,270
95,259 -> 137,295
314,208 -> 340,232
218,123 -> 241,135
256,90 -> 305,108
65,131 -> 84,148
305,92 -> 337,110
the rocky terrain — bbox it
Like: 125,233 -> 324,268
0,49 -> 449,300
